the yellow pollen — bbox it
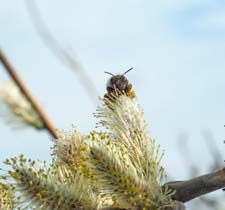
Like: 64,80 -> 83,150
127,88 -> 135,98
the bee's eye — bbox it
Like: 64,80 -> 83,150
125,84 -> 132,92
107,86 -> 114,93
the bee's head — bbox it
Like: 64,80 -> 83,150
105,68 -> 134,97
106,74 -> 128,93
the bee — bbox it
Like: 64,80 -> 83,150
104,67 -> 135,99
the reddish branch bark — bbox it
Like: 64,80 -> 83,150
0,48 -> 58,138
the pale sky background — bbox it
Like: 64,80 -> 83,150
0,0 -> 225,204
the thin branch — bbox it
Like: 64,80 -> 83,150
25,0 -> 99,105
165,167 -> 225,202
0,48 -> 58,139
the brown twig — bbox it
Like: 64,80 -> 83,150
165,167 -> 225,202
0,48 -> 58,138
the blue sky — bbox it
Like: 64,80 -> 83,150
0,0 -> 225,186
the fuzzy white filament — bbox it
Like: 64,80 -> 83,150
52,127 -> 83,165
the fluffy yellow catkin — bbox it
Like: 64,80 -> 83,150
0,81 -> 44,129
3,155 -> 97,210
0,183 -> 14,210
91,94 -> 174,209
1,92 -> 174,210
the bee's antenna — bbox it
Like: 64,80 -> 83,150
104,71 -> 114,76
123,67 -> 133,75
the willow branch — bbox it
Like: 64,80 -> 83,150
100,168 -> 225,209
0,48 -> 58,138
99,201 -> 186,210
165,167 -> 225,202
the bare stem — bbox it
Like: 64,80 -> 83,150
0,48 -> 58,138
165,167 -> 225,202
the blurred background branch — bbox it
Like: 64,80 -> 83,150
25,0 -> 99,105
177,131 -> 225,209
